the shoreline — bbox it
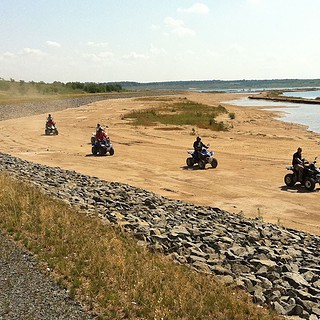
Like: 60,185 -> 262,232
0,92 -> 319,235
249,92 -> 320,105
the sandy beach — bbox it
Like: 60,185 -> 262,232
1,91 -> 319,235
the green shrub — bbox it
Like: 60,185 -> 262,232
229,112 -> 235,119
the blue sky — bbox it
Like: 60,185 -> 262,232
1,0 -> 320,83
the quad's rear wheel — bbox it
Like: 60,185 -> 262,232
45,129 -> 49,135
198,160 -> 206,170
284,173 -> 296,187
186,157 -> 194,168
92,146 -> 97,155
305,178 -> 315,191
211,158 -> 218,168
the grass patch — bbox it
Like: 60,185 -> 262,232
0,173 -> 281,320
123,100 -> 230,131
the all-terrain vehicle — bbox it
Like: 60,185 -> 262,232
92,137 -> 114,156
45,122 -> 58,135
186,148 -> 218,170
284,157 -> 320,191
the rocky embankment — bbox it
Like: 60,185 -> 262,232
1,153 -> 320,319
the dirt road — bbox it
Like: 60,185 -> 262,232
1,92 -> 319,234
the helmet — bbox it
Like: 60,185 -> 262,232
196,136 -> 201,141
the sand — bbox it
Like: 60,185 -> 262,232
1,92 -> 319,235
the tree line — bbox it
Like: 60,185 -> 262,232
0,78 -> 123,95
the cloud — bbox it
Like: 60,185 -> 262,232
178,3 -> 210,14
228,44 -> 245,55
122,52 -> 149,60
20,48 -> 46,56
150,44 -> 167,56
206,50 -> 220,58
83,51 -> 114,62
151,24 -> 161,31
86,41 -> 109,48
1,51 -> 15,59
164,17 -> 196,37
46,41 -> 61,48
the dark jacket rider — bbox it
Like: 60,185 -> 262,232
193,136 -> 208,160
292,147 -> 304,181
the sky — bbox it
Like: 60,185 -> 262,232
1,0 -> 320,83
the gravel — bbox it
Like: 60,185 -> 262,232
0,233 -> 93,320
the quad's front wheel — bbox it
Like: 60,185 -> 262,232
109,148 -> 115,156
186,157 -> 194,168
284,173 -> 296,187
211,158 -> 218,168
305,178 -> 315,191
45,129 -> 49,135
55,129 -> 59,135
198,160 -> 206,170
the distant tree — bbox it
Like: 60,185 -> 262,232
66,82 -> 85,90
0,80 -> 10,91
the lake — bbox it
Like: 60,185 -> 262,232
227,96 -> 320,134
282,90 -> 320,100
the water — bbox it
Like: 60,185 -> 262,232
227,96 -> 320,134
282,90 -> 320,100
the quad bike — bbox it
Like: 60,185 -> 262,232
92,137 -> 114,156
186,148 -> 218,170
284,157 -> 320,191
45,122 -> 58,135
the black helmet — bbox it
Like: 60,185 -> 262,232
196,136 -> 201,141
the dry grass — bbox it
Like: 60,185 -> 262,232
123,100 -> 230,131
133,97 -> 175,102
0,173 -> 282,320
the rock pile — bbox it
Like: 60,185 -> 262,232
0,152 -> 320,319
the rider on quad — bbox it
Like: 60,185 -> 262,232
292,147 -> 304,181
285,147 -> 320,191
95,126 -> 107,142
46,114 -> 55,127
193,136 -> 208,161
